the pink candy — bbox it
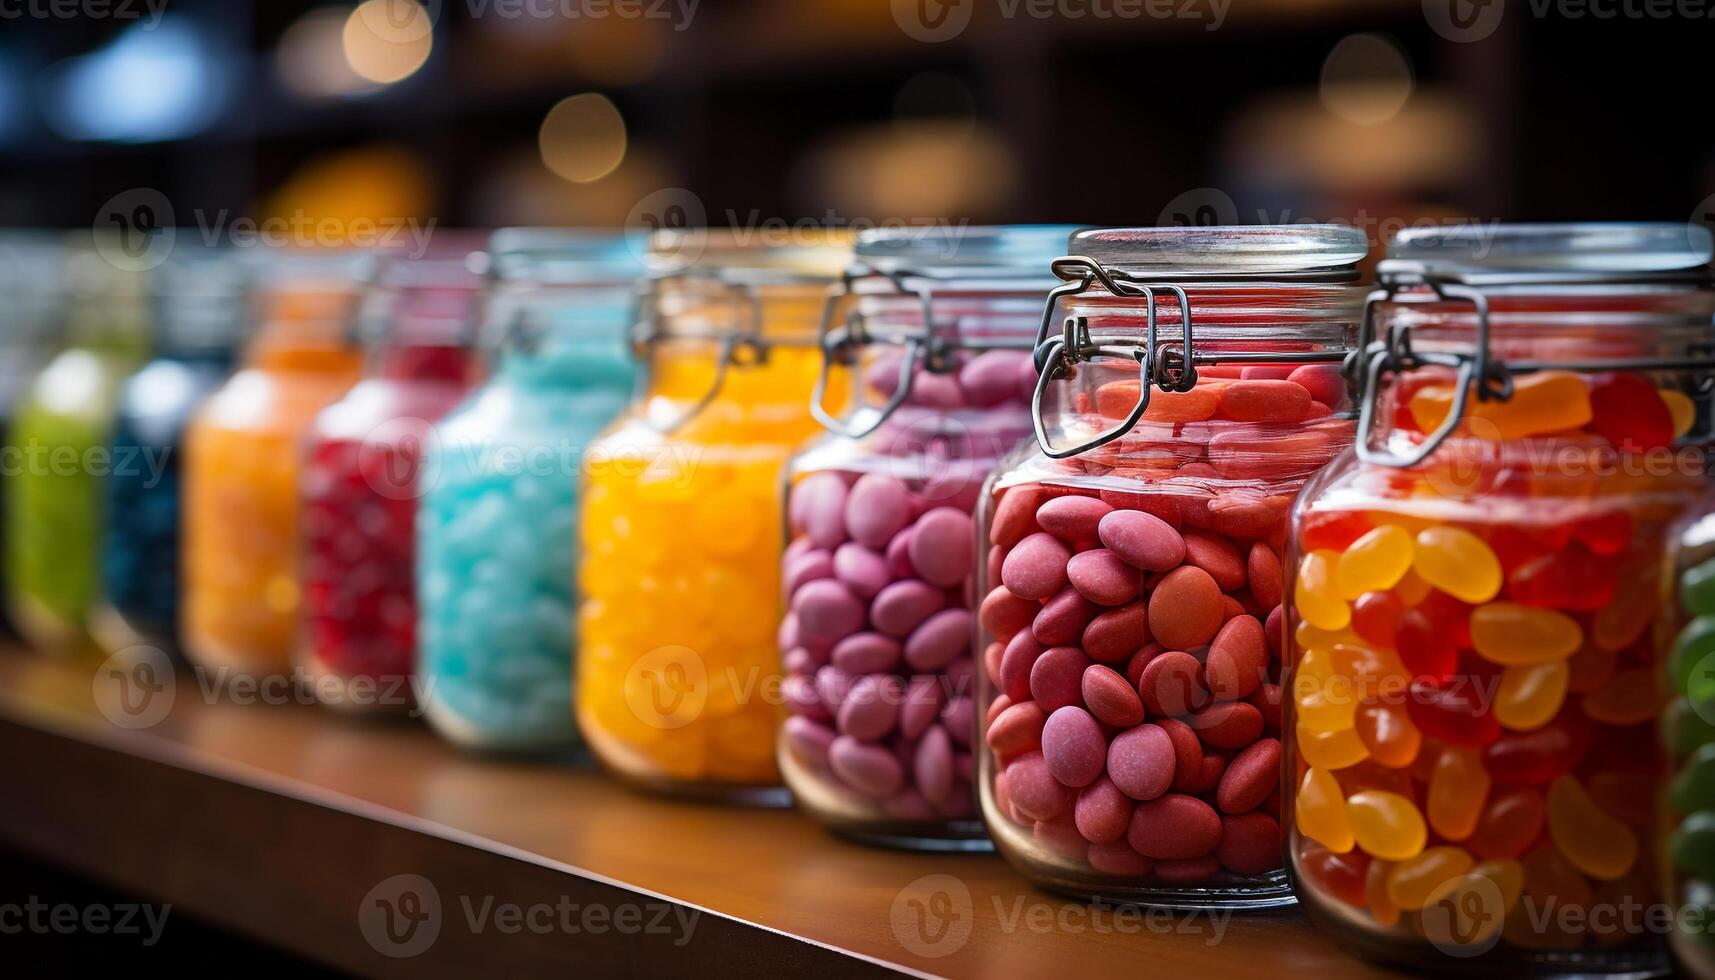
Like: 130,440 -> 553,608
980,482 -> 1291,881
782,468 -> 987,826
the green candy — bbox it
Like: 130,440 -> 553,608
1667,696 -> 1715,757
1687,558 -> 1715,617
1675,745 -> 1715,815
1673,616 -> 1715,700
1673,811 -> 1715,879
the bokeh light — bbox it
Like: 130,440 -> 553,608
279,9 -> 374,99
538,93 -> 628,184
343,0 -> 433,85
1319,33 -> 1414,126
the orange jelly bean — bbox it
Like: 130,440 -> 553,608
1545,775 -> 1637,881
1493,661 -> 1569,731
1387,845 -> 1474,911
1408,370 -> 1592,441
1297,766 -> 1355,853
1365,858 -> 1401,927
1354,701 -> 1421,768
1469,602 -> 1582,666
1335,525 -> 1414,600
1579,666 -> 1663,726
1427,746 -> 1490,841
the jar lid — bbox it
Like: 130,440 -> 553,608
1384,222 -> 1715,282
0,232 -> 68,343
1069,224 -> 1368,277
152,245 -> 247,352
361,255 -> 485,347
856,224 -> 1085,279
488,228 -> 645,285
650,228 -> 853,284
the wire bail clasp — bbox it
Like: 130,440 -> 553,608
632,271 -> 769,436
1029,255 -> 1195,459
809,264 -> 940,440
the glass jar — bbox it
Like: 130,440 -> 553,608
93,247 -> 244,657
976,225 -> 1367,906
1285,224 -> 1715,973
182,252 -> 368,682
298,254 -> 484,714
5,243 -> 147,652
577,229 -> 851,801
0,233 -> 67,641
1670,507 -> 1715,980
780,225 -> 1078,848
417,230 -> 642,753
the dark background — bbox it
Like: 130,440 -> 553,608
0,0 -> 1709,255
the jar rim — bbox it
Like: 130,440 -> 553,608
1386,221 -> 1714,278
488,228 -> 645,285
855,224 -> 1086,279
648,228 -> 852,284
1068,224 -> 1368,275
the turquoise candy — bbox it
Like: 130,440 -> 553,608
416,302 -> 634,753
1675,744 -> 1715,816
1673,616 -> 1715,701
1673,811 -> 1715,880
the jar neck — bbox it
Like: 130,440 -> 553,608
1365,285 -> 1715,463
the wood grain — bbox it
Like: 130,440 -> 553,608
0,649 -> 1400,979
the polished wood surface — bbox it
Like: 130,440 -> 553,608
0,649 -> 1398,979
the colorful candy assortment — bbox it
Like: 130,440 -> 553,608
299,278 -> 481,708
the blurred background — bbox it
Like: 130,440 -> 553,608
0,0 -> 1710,250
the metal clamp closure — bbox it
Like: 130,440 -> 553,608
1030,255 -> 1348,459
1355,266 -> 1715,468
629,270 -> 772,435
809,264 -> 1036,439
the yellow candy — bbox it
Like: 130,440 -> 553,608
1297,767 -> 1355,853
1348,789 -> 1428,861
1296,549 -> 1352,631
1298,722 -> 1369,770
1469,602 -> 1582,666
1411,526 -> 1501,604
1662,388 -> 1696,438
577,342 -> 828,792
1427,746 -> 1489,841
1335,525 -> 1414,600
1387,845 -> 1474,911
1493,661 -> 1570,731
1408,370 -> 1592,441
1293,648 -> 1357,734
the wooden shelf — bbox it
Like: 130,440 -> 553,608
0,649 -> 1398,978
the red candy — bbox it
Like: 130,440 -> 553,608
1587,371 -> 1674,452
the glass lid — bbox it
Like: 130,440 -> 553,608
856,224 -> 1086,279
1069,225 -> 1368,276
1384,222 -> 1714,281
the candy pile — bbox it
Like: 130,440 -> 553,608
1668,553 -> 1715,954
1293,505 -> 1669,949
779,349 -> 1038,833
299,346 -> 477,701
